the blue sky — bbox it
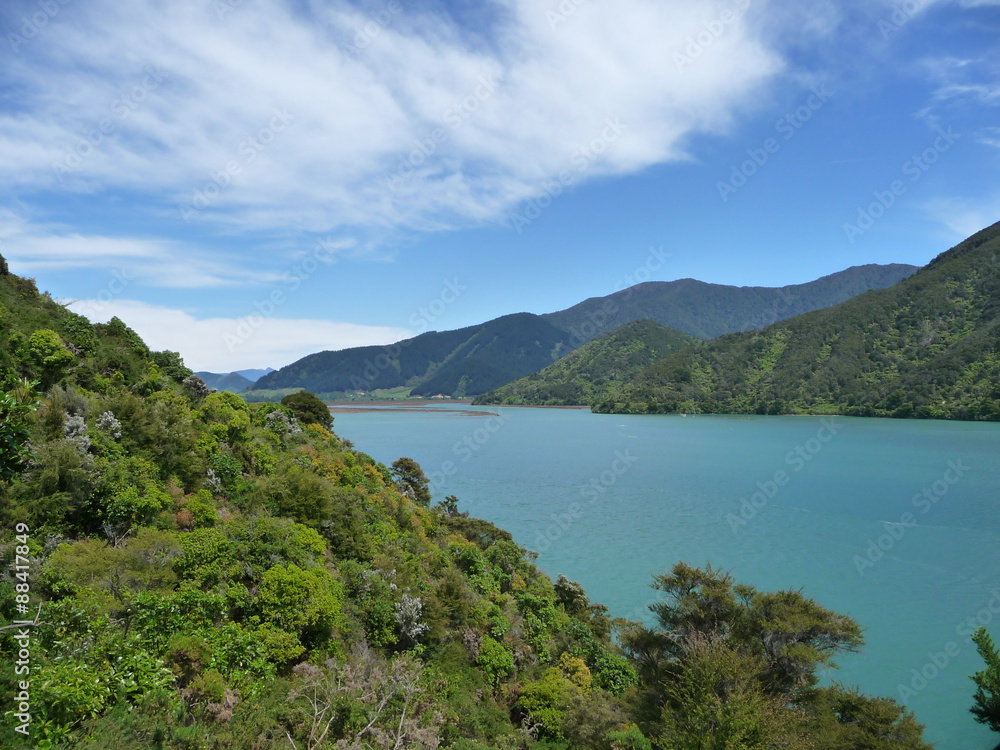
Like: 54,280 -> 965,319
1,0 -> 998,371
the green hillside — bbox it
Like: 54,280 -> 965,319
250,313 -> 573,399
474,320 -> 697,406
195,371 -> 255,394
250,264 -> 914,401
544,263 -> 917,341
595,223 -> 1000,420
0,259 -> 934,748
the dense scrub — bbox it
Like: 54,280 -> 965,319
0,260 -> 935,748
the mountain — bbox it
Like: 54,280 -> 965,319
195,371 -> 255,393
234,367 -> 275,382
250,264 -> 917,399
474,320 -> 698,406
594,223 -> 1000,420
543,263 -> 918,341
0,255 -> 935,748
251,312 -> 573,398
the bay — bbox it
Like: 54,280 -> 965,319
332,404 -> 1000,749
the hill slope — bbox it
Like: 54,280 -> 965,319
0,255 -> 934,748
474,320 -> 698,406
195,371 -> 255,393
544,263 -> 918,341
594,223 -> 1000,420
250,264 -> 916,400
251,312 -> 573,398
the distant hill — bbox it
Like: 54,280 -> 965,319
474,320 -> 697,406
251,313 -> 573,398
544,264 -> 918,341
594,223 -> 1000,420
195,371 -> 255,393
234,367 -> 274,382
249,263 -> 917,400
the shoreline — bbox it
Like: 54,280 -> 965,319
325,399 -> 591,415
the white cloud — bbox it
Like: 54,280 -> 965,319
924,195 -> 1000,238
0,217 -> 288,288
0,0 -> 786,238
70,299 -> 414,372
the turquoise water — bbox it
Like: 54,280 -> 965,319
332,405 -> 1000,749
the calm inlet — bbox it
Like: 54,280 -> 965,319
332,405 -> 1000,750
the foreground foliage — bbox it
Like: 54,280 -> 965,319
0,259 -> 932,748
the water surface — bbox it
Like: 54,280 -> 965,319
333,405 -> 1000,749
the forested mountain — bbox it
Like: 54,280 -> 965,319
195,371 -> 255,393
250,264 -> 915,400
543,263 -> 917,340
0,257 -> 935,748
595,223 -> 1000,420
251,313 -> 574,399
475,321 -> 697,406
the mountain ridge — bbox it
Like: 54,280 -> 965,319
594,223 -> 1000,420
249,263 -> 917,399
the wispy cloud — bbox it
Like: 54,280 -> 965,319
0,0 -> 786,239
0,216 -> 280,288
70,299 -> 413,372
924,194 -> 1000,238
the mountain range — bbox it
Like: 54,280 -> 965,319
594,222 -> 1000,420
249,263 -> 917,399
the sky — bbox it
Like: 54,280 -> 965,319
0,0 -> 998,372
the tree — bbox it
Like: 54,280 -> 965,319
28,329 -> 75,384
281,391 -> 333,430
621,564 -> 928,749
390,457 -> 431,507
0,379 -> 40,481
971,627 -> 1000,732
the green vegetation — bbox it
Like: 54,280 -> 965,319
542,264 -> 917,341
0,260 -> 933,748
596,223 -> 1000,420
250,265 -> 915,400
280,390 -> 334,430
970,628 -> 1000,733
475,321 -> 697,406
249,313 -> 574,399
194,371 -> 255,394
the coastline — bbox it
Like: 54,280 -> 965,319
325,399 -> 590,415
